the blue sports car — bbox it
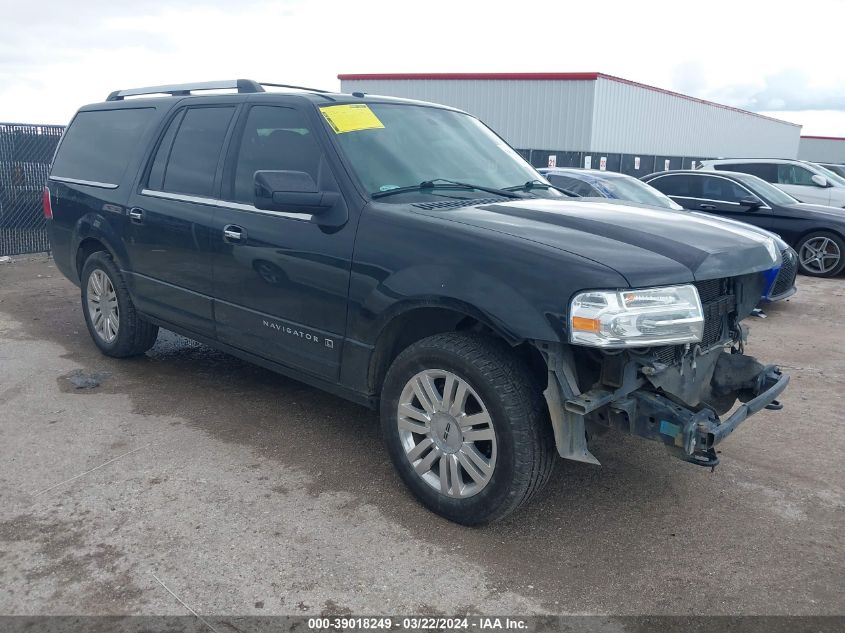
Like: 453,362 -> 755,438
538,167 -> 797,302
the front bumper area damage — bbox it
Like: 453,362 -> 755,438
540,342 -> 789,468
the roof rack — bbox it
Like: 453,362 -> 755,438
106,79 -> 334,101
106,79 -> 263,101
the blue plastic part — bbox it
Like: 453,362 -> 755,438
761,265 -> 780,300
659,420 -> 681,438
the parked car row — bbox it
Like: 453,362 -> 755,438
539,167 -> 799,299
46,80 -> 791,523
699,158 -> 845,208
539,161 -> 845,279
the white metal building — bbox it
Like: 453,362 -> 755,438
797,136 -> 845,163
338,73 -> 801,161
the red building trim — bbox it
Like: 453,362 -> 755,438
337,72 -> 800,127
801,135 -> 845,141
337,72 -> 601,81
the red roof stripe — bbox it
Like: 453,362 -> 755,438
337,72 -> 601,81
337,72 -> 800,127
801,135 -> 845,141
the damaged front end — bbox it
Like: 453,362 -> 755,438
541,274 -> 789,468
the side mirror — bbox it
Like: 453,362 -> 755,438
811,174 -> 829,187
254,170 -> 339,213
739,195 -> 763,210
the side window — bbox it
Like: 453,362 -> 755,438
148,110 -> 184,191
573,181 -> 600,197
650,175 -> 696,197
700,177 -> 750,203
778,164 -> 816,186
547,175 -> 597,197
51,108 -> 154,186
230,106 -> 323,203
148,106 -> 235,197
547,174 -> 579,190
716,163 -> 777,182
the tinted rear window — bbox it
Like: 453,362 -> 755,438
51,108 -> 154,186
649,174 -> 697,197
714,162 -> 777,182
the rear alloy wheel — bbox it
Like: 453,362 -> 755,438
380,333 -> 556,525
80,251 -> 159,357
796,231 -> 845,277
86,269 -> 120,343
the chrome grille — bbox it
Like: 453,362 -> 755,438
652,277 -> 736,365
771,250 -> 797,298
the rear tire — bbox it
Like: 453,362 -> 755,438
796,231 -> 845,277
379,333 -> 555,525
80,251 -> 159,357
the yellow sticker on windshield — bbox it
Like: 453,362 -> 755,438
320,104 -> 384,134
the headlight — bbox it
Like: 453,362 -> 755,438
569,285 -> 704,348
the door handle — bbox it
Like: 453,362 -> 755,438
223,225 -> 246,242
698,203 -> 716,210
128,207 -> 144,222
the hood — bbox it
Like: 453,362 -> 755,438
790,202 -> 845,221
688,212 -> 789,250
426,199 -> 779,288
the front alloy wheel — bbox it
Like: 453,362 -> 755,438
380,332 -> 556,525
397,369 -> 497,498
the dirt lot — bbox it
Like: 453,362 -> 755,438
0,255 -> 843,617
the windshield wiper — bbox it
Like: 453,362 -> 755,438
371,178 -> 524,200
505,179 -> 581,197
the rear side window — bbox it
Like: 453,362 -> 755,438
547,174 -> 598,197
649,174 -> 697,197
149,106 -> 235,197
51,108 -> 154,186
715,162 -> 778,182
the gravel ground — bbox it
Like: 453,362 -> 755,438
0,254 -> 842,617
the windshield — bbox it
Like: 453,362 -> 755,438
323,103 -> 548,199
821,164 -> 845,178
815,164 -> 845,187
591,174 -> 682,210
731,172 -> 799,205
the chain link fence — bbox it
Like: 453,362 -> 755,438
1,122 -> 65,256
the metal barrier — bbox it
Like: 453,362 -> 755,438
0,122 -> 65,256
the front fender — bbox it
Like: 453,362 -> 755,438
353,263 -> 561,345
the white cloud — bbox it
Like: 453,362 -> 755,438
2,0 -> 844,135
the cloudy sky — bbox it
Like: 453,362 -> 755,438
2,0 -> 844,135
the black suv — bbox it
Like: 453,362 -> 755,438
46,80 -> 789,524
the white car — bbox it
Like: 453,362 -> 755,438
699,158 -> 845,207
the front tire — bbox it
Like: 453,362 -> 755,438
796,231 -> 845,277
80,251 -> 159,357
380,333 -> 555,525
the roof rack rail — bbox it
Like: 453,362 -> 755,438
259,82 -> 331,94
106,79 -> 337,102
106,79 -> 264,101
